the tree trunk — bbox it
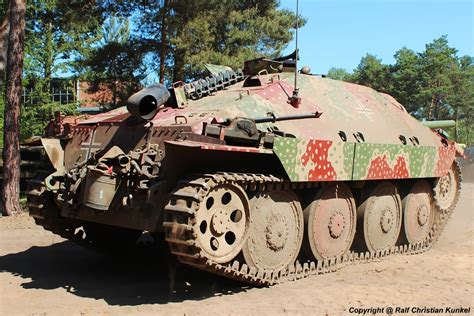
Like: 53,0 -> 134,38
43,22 -> 53,95
428,95 -> 435,120
173,50 -> 184,83
2,0 -> 26,216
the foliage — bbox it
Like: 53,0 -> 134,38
79,40 -> 147,108
327,67 -> 352,81
173,2 -> 302,81
0,1 -> 6,18
417,36 -> 457,119
352,54 -> 393,93
134,0 -> 304,82
390,47 -> 422,115
457,119 -> 474,147
77,16 -> 147,108
18,0 -> 105,139
21,100 -> 77,140
24,0 -> 104,79
14,0 -> 302,137
100,16 -> 130,45
450,56 -> 474,146
19,78 -> 78,140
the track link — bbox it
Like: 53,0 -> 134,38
164,171 -> 461,286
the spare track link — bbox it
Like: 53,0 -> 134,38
163,171 -> 461,286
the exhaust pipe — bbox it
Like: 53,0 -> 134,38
127,84 -> 170,120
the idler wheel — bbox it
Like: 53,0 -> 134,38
304,183 -> 357,261
195,183 -> 250,263
402,180 -> 434,244
358,182 -> 402,252
242,190 -> 303,271
434,162 -> 461,212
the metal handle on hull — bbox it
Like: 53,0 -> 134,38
253,112 -> 322,124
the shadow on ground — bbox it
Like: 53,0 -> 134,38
0,240 -> 249,306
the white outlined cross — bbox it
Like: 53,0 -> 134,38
355,99 -> 375,122
80,129 -> 102,161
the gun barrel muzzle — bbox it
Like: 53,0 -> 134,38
127,84 -> 170,120
421,120 -> 456,129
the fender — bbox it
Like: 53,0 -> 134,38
41,138 -> 65,191
162,140 -> 286,181
164,140 -> 273,154
41,138 -> 65,172
273,137 -> 457,182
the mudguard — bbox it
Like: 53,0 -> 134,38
41,138 -> 64,172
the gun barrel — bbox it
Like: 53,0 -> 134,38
421,120 -> 456,129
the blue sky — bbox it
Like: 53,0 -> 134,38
280,0 -> 473,74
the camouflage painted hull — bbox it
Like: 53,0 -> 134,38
67,72 -> 457,183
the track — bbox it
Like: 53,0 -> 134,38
163,165 -> 461,286
26,163 -> 461,286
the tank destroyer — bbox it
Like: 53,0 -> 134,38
26,55 -> 462,285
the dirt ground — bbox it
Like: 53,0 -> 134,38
0,183 -> 472,316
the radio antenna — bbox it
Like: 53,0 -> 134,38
289,0 -> 302,108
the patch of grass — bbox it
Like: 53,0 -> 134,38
20,195 -> 28,212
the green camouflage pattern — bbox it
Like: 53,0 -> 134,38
274,138 -> 354,181
75,71 -> 458,182
274,139 -> 455,182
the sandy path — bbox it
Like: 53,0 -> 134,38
0,183 -> 473,316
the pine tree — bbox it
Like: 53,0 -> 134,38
391,47 -> 422,115
448,56 -> 474,145
79,16 -> 146,108
133,0 -> 302,82
419,36 -> 458,120
352,54 -> 392,93
20,0 -> 105,139
327,68 -> 352,81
